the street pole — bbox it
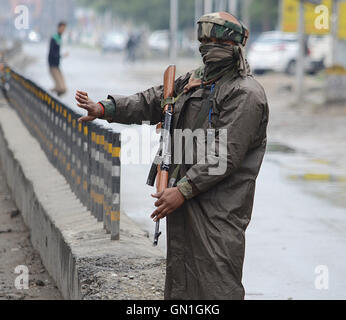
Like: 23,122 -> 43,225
241,0 -> 251,28
296,0 -> 305,103
331,0 -> 339,66
204,0 -> 213,13
195,0 -> 203,42
228,0 -> 238,15
195,0 -> 203,24
170,0 -> 178,61
216,0 -> 226,11
278,0 -> 283,30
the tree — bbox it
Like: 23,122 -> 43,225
248,0 -> 279,33
78,0 -> 195,30
78,0 -> 279,32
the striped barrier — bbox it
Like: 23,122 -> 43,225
1,66 -> 121,240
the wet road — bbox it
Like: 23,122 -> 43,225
20,43 -> 346,299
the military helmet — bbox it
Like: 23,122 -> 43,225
197,12 -> 249,46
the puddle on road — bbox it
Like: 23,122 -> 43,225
306,183 -> 346,209
266,144 -> 346,210
266,142 -> 296,154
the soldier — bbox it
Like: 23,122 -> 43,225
75,12 -> 269,300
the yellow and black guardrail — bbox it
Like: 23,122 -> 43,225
0,65 -> 121,240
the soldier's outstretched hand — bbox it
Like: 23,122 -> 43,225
75,90 -> 104,123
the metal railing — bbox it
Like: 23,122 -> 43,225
1,66 -> 121,240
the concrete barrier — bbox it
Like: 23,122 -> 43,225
4,67 -> 121,240
0,92 -> 165,300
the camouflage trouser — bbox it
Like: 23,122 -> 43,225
49,67 -> 66,96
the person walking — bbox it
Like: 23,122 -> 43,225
48,21 -> 67,96
75,12 -> 269,300
125,34 -> 137,63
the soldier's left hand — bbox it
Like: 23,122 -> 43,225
151,188 -> 185,222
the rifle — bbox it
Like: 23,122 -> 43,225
147,65 -> 176,246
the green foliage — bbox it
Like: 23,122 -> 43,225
78,0 -> 195,30
249,0 -> 279,33
78,0 -> 279,32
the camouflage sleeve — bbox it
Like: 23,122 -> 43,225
176,176 -> 199,200
98,99 -> 115,122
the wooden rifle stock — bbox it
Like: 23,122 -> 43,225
153,65 -> 176,246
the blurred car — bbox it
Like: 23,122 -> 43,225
247,31 -> 316,75
101,32 -> 128,52
148,30 -> 169,52
308,35 -> 333,70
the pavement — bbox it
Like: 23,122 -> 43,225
1,42 -> 345,300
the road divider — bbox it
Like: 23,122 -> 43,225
1,66 -> 121,240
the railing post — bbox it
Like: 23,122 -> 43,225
110,131 -> 120,240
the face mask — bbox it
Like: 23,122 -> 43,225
199,43 -> 235,65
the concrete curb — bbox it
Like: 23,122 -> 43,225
0,93 -> 165,300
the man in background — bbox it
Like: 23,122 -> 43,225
48,21 -> 68,96
125,34 -> 138,63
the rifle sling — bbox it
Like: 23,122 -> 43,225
169,86 -> 216,186
169,71 -> 237,186
160,92 -> 183,109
